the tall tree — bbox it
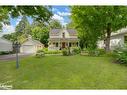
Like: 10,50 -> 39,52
15,16 -> 31,34
31,26 -> 49,47
71,6 -> 127,51
66,21 -> 75,29
0,6 -> 52,32
49,19 -> 62,29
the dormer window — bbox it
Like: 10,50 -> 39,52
62,32 -> 65,38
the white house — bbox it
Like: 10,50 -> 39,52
48,29 -> 79,50
20,36 -> 44,54
0,37 -> 13,51
98,28 -> 127,50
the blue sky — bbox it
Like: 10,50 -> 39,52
1,6 -> 71,36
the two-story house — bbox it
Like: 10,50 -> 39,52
48,29 -> 79,50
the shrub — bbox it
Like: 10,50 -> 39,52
62,48 -> 70,56
71,47 -> 81,55
82,48 -> 106,56
36,50 -> 45,57
97,48 -> 106,55
113,45 -> 127,64
43,48 -> 48,52
0,51 -> 13,55
44,50 -> 62,54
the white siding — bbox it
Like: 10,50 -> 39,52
98,34 -> 125,50
0,38 -> 12,51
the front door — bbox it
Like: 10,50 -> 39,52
62,42 -> 65,48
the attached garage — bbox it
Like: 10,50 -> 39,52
20,38 -> 44,54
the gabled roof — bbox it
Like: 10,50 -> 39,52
111,28 -> 127,37
50,29 -> 77,36
0,37 -> 12,44
50,29 -> 61,36
22,39 -> 43,46
67,29 -> 77,36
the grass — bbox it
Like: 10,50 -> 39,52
0,55 -> 127,89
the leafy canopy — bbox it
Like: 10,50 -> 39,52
0,6 -> 52,32
71,6 -> 127,49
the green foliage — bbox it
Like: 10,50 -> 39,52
97,48 -> 106,55
3,16 -> 31,43
43,48 -> 48,52
113,45 -> 127,64
81,48 -> 106,56
49,19 -> 62,29
62,48 -> 69,56
44,50 -> 62,54
0,6 -> 52,32
62,47 -> 81,56
36,50 -> 45,57
66,22 -> 75,29
38,48 -> 62,54
31,26 -> 49,47
71,47 -> 81,55
0,51 -> 13,55
15,16 -> 30,33
71,6 -> 127,51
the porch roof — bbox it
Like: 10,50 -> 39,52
48,38 -> 79,42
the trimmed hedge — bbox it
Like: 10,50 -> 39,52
0,51 -> 13,55
81,48 -> 106,56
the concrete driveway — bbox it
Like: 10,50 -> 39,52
0,53 -> 32,61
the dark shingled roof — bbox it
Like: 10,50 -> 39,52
50,29 -> 61,36
67,29 -> 77,36
50,29 -> 77,36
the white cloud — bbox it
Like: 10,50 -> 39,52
57,12 -> 71,16
52,14 -> 69,27
2,24 -> 15,34
52,14 -> 64,21
52,8 -> 58,12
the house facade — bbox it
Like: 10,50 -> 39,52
20,36 -> 44,54
0,37 -> 13,52
98,28 -> 127,50
48,29 -> 79,50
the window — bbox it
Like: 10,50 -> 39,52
56,43 -> 58,47
62,32 -> 65,38
124,36 -> 127,43
69,43 -> 71,47
77,42 -> 78,46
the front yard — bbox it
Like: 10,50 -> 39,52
0,55 -> 127,89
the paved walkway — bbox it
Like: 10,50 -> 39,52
0,53 -> 32,61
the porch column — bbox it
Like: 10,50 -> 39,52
58,41 -> 60,49
68,41 -> 69,47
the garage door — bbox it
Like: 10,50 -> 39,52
22,45 -> 35,53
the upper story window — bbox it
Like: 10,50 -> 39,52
62,32 -> 65,38
124,35 -> 127,43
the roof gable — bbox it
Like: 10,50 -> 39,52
22,39 -> 43,46
50,29 -> 77,36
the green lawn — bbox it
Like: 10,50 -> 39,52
1,55 -> 127,89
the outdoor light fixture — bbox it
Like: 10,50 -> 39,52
14,41 -> 20,69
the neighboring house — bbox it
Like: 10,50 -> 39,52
48,29 -> 79,50
20,36 -> 44,54
0,37 -> 13,51
98,28 -> 127,50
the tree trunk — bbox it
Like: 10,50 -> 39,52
105,23 -> 111,52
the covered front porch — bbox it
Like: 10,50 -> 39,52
48,38 -> 79,50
